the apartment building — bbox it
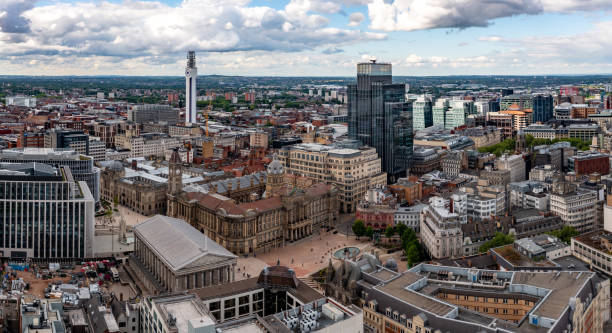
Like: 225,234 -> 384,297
278,143 -> 386,212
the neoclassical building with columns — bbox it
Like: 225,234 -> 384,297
131,214 -> 237,294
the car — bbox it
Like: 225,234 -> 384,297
568,264 -> 575,269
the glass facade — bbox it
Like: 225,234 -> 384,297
532,95 -> 553,123
413,97 -> 433,131
348,62 -> 412,182
0,169 -> 93,259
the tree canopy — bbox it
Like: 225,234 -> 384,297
352,220 -> 365,240
479,232 -> 515,253
478,139 -> 516,157
525,134 -> 590,151
547,226 -> 579,244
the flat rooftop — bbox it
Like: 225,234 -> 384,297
0,148 -> 89,160
513,271 -> 591,319
377,272 -> 455,317
399,264 -> 598,332
573,229 -> 612,253
493,244 -> 558,268
154,295 -> 215,333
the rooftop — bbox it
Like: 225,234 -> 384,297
134,215 -> 237,272
573,229 -> 612,254
0,148 -> 90,161
365,264 -> 602,333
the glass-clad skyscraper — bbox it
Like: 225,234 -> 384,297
413,96 -> 433,131
532,95 -> 554,123
348,61 -> 413,182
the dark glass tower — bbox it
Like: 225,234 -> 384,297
532,95 -> 553,123
348,61 -> 412,182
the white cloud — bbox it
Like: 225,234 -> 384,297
478,35 -> 503,42
348,12 -> 365,26
0,0 -> 384,59
367,0 -> 609,32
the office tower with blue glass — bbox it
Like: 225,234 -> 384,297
532,94 -> 554,123
348,61 -> 412,182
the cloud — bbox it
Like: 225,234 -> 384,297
0,0 -> 35,33
348,12 -> 365,26
322,46 -> 344,54
0,0 -> 384,59
478,35 -> 504,42
367,0 -> 609,32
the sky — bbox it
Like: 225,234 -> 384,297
0,0 -> 612,76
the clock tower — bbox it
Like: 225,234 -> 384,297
167,149 -> 183,216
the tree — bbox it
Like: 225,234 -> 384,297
365,226 -> 374,240
401,228 -> 417,249
547,226 -> 579,244
406,244 -> 421,268
479,232 -> 514,253
352,220 -> 365,240
385,226 -> 396,238
395,223 -> 408,237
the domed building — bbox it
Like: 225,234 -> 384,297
167,154 -> 339,254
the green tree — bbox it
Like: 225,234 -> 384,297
547,226 -> 579,244
395,223 -> 408,237
478,139 -> 516,157
401,228 -> 417,249
385,226 -> 396,238
479,232 -> 514,253
365,226 -> 374,239
406,244 -> 421,268
352,220 -> 365,240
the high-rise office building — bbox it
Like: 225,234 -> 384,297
348,61 -> 412,182
433,98 -> 449,127
0,148 -> 101,203
0,163 -> 95,258
128,104 -> 180,125
531,94 -> 554,123
185,51 -> 197,125
413,95 -> 433,131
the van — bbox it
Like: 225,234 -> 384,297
110,267 -> 119,282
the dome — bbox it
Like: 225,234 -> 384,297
267,154 -> 284,175
384,258 -> 398,271
109,160 -> 124,172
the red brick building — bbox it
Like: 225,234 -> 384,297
355,204 -> 395,230
569,153 -> 609,176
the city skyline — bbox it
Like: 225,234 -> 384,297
0,0 -> 611,76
